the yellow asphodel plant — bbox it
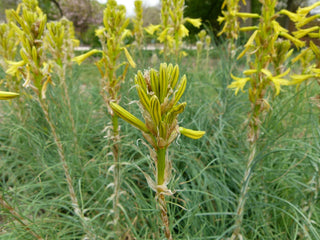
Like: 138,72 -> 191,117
227,1 -> 305,239
73,0 -> 135,237
218,0 -> 259,55
111,63 -> 205,240
145,0 -> 201,60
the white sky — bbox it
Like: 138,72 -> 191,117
97,0 -> 160,16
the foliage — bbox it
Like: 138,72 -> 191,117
1,1 -> 320,240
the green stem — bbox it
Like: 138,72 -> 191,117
156,147 -> 172,240
157,148 -> 167,185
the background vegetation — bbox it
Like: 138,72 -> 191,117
1,0 -> 320,239
1,44 -> 320,239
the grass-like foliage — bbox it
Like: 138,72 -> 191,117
1,0 -> 320,239
1,43 -> 320,239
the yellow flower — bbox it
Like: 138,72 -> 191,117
279,32 -> 305,48
95,27 -> 105,37
185,18 -> 202,28
145,24 -> 161,35
236,12 -> 260,20
178,24 -> 189,38
310,41 -> 320,58
279,9 -> 300,22
228,74 -> 251,95
72,49 -> 101,65
297,1 -> 320,16
122,47 -> 136,68
6,60 -> 25,76
237,30 -> 258,59
110,102 -> 149,133
179,127 -> 205,139
288,74 -> 314,85
261,68 -> 290,95
293,26 -> 319,39
0,91 -> 19,100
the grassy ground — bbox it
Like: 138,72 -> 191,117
0,44 -> 319,239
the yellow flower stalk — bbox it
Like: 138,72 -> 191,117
145,0 -> 201,60
228,1 -> 304,239
228,74 -> 250,95
280,2 -> 320,93
218,0 -> 259,55
72,0 -> 136,236
133,0 -> 144,53
111,63 -> 205,240
0,23 -> 21,94
5,1 -> 95,238
44,18 -> 80,150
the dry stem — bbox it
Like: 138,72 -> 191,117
157,192 -> 172,240
0,195 -> 43,240
39,99 -> 95,239
230,143 -> 256,240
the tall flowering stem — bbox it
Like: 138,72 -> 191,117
228,1 -> 305,239
44,18 -> 80,148
73,0 -> 135,236
6,0 -> 94,238
280,2 -> 320,237
111,63 -> 205,239
218,0 -> 259,55
133,0 -> 144,55
0,23 -> 20,93
145,0 -> 201,60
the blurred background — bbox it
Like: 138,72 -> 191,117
0,0 -> 316,47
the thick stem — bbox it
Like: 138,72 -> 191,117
156,147 -> 172,239
0,195 -> 43,240
230,143 -> 257,240
157,193 -> 173,240
39,99 -> 94,239
157,148 -> 167,186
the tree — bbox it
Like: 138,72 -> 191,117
142,5 -> 161,27
184,0 -> 224,36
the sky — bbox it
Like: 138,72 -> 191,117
97,0 -> 160,16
